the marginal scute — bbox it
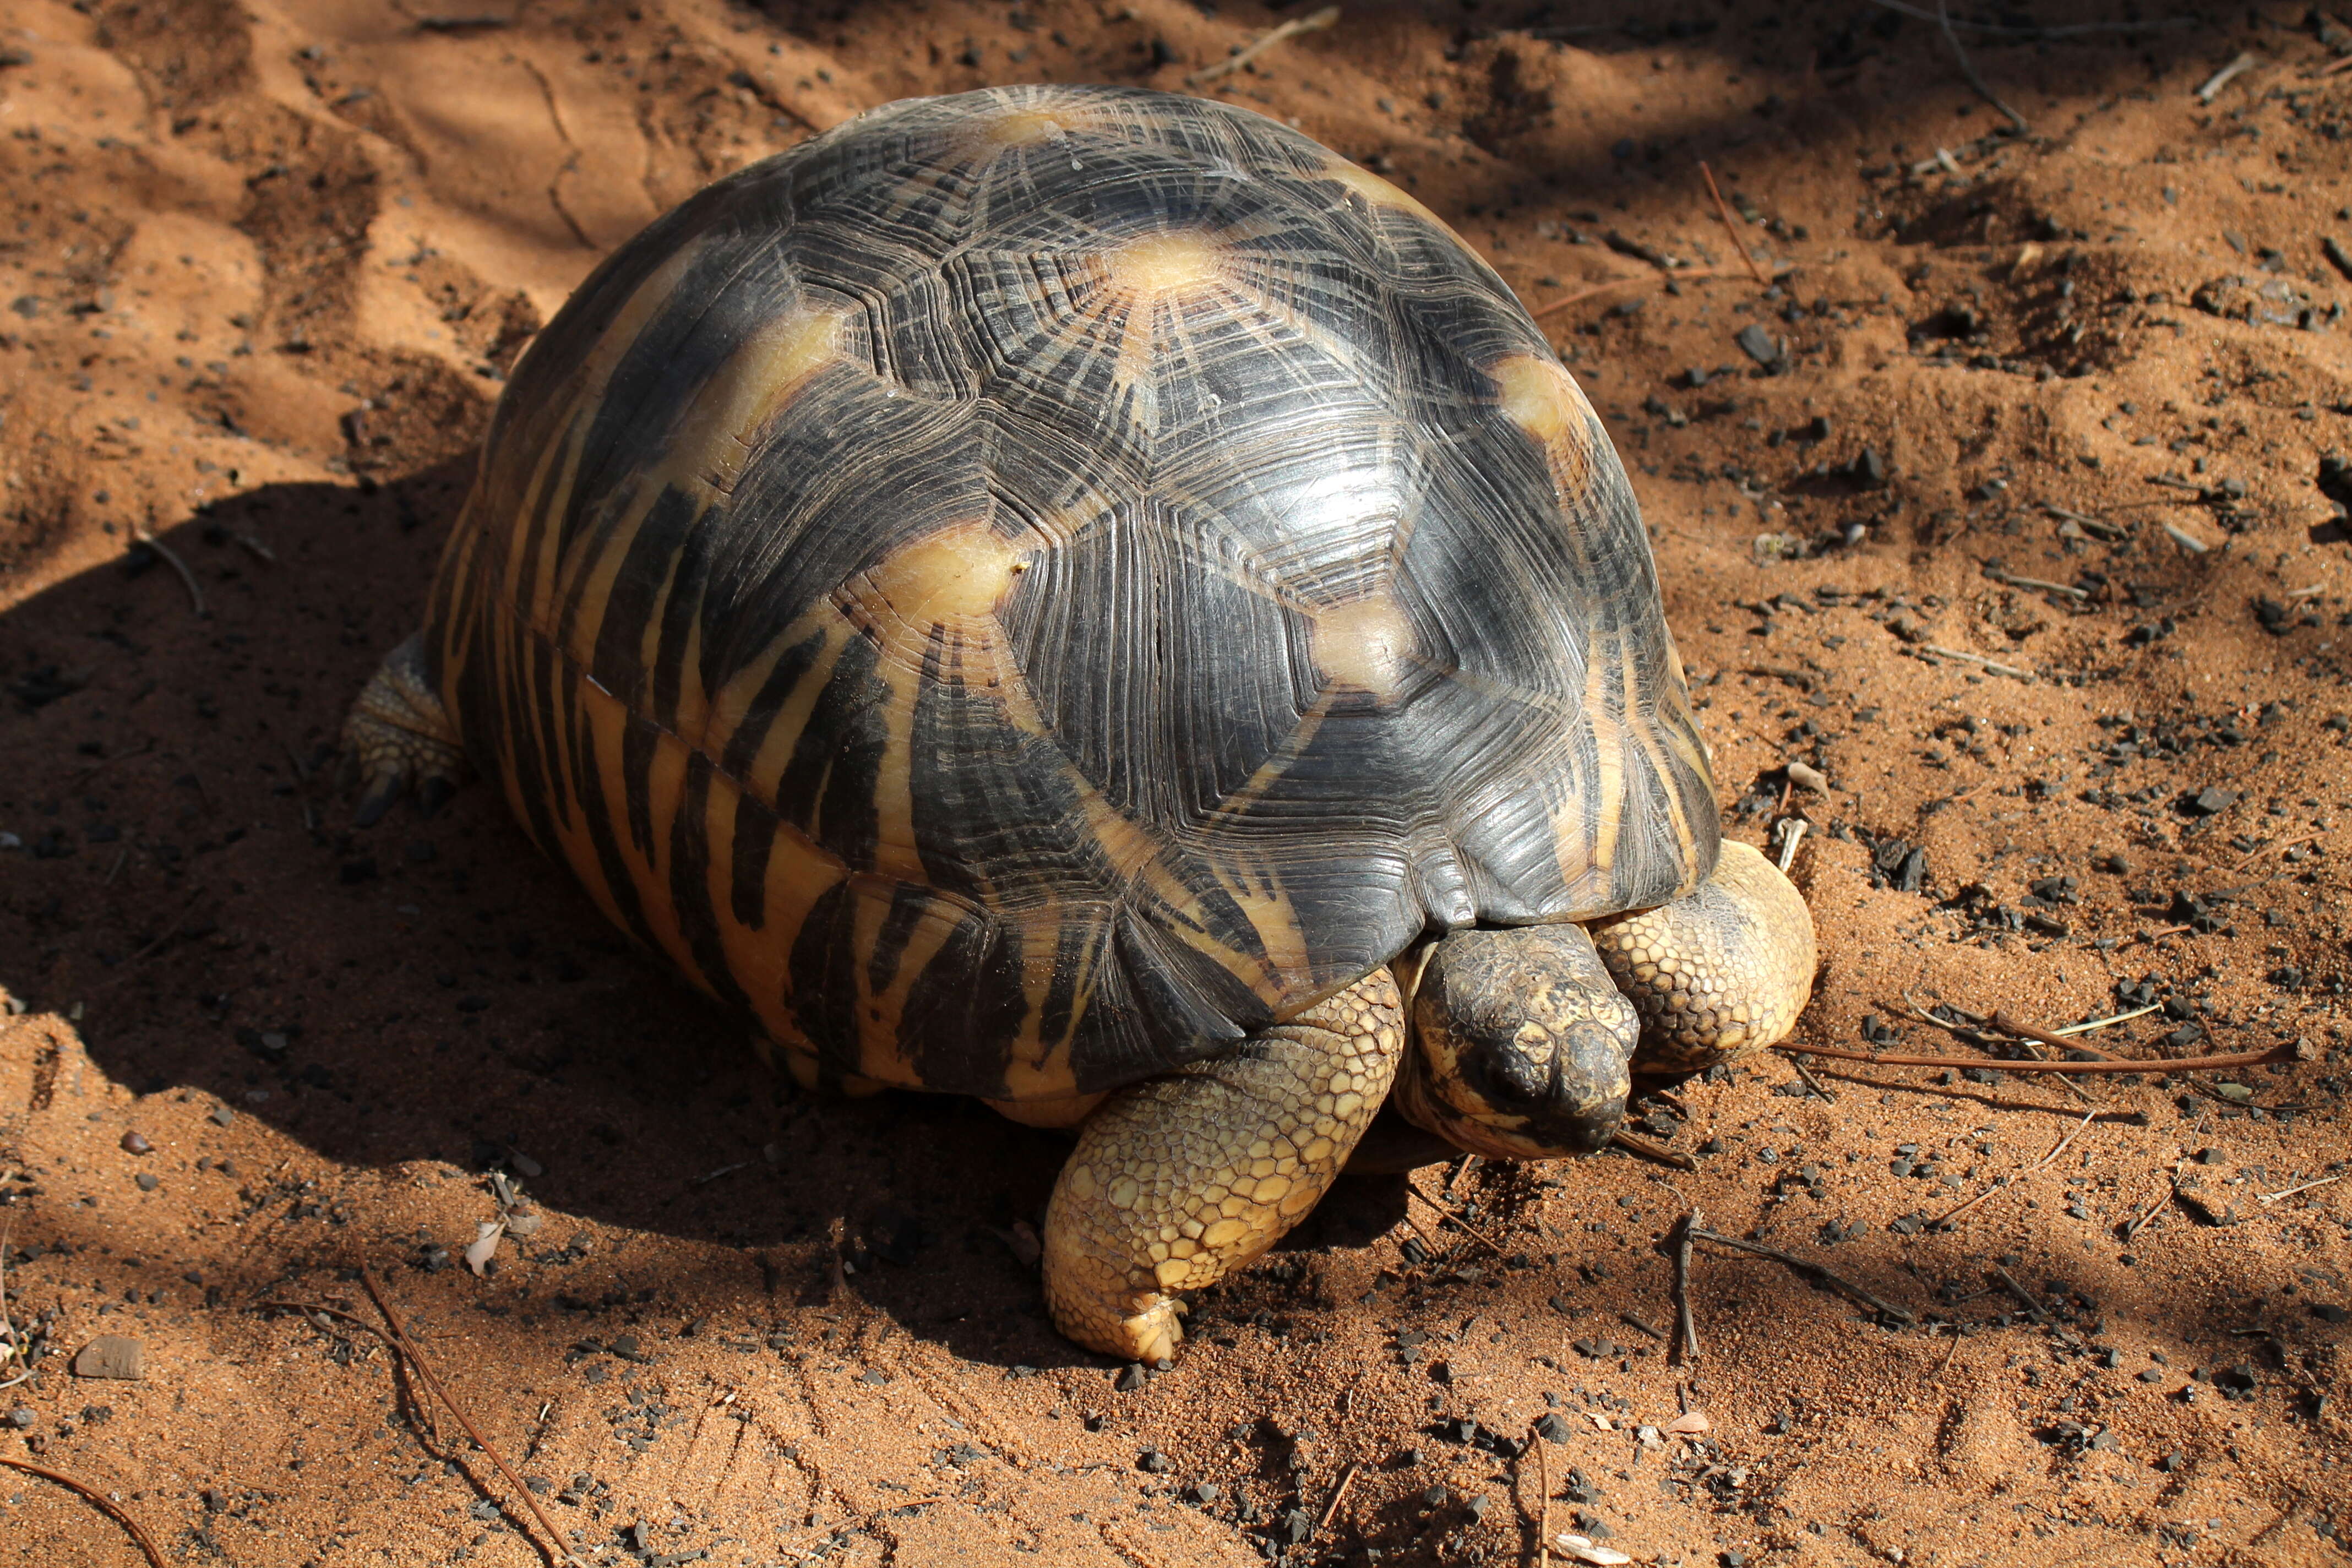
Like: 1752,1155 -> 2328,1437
959,106 -> 1088,161
1319,155 -> 1469,243
1491,352 -> 1599,498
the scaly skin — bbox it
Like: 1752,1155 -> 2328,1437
1586,839 -> 1817,1072
1040,969 -> 1404,1363
340,630 -> 466,826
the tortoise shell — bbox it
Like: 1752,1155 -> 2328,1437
420,83 -> 1719,1103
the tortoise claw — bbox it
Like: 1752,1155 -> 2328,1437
353,770 -> 404,829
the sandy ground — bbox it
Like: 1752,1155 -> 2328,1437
2,1 -> 2350,1565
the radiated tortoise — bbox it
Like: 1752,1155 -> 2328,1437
342,83 -> 1817,1362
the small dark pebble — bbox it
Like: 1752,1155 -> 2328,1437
1735,323 -> 1782,366
1114,1363 -> 1147,1392
1137,1449 -> 1173,1473
119,1130 -> 152,1155
2186,787 -> 2237,816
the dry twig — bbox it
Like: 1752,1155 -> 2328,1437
1529,263 -> 1789,319
1774,1039 -> 2300,1075
0,1218 -> 31,1393
1810,1066 -> 2142,1121
355,1265 -> 587,1566
2258,1174 -> 2343,1205
2040,499 -> 2128,539
2231,832 -> 2324,873
258,1298 -> 448,1449
1988,1010 -> 2118,1061
1858,0 -> 2194,35
1445,1153 -> 1482,1197
0,1456 -> 169,1568
1993,1266 -> 2048,1316
1697,162 -> 1770,288
1609,1129 -> 1696,1170
1929,1110 -> 2097,1229
1689,1227 -> 1917,1322
1317,1461 -> 1360,1532
1187,4 -> 1337,86
1400,1208 -> 1453,1265
1521,1423 -> 1553,1566
1936,0 -> 2028,134
1670,1208 -> 1701,1366
2121,1180 -> 2174,1241
1898,992 -> 2097,1105
2053,1004 -> 2162,1035
2162,519 -> 2212,554
1918,643 -> 2033,679
1982,565 -> 2087,600
130,526 -> 206,618
1404,1179 -> 1507,1257
1619,1311 -> 1667,1342
1785,1052 -> 1836,1101
2196,51 -> 2259,104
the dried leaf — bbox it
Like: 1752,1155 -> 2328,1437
462,1219 -> 505,1276
1582,1411 -> 1614,1431
1666,1410 -> 1712,1435
1557,1534 -> 1634,1566
504,1209 -> 545,1238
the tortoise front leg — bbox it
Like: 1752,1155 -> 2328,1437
1041,969 -> 1404,1363
1585,839 -> 1817,1073
341,630 -> 466,826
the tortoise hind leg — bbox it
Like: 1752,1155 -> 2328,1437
341,630 -> 465,827
1042,968 -> 1406,1362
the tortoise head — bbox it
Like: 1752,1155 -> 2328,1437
1389,924 -> 1635,1160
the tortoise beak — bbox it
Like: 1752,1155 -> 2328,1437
1389,1020 -> 1630,1161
